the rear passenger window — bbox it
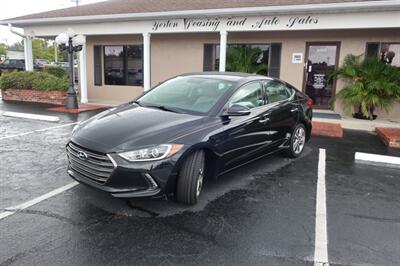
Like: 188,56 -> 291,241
229,82 -> 264,109
265,81 -> 293,103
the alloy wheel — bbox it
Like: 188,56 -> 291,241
293,127 -> 306,155
196,168 -> 204,197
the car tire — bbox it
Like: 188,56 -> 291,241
176,150 -> 205,205
284,123 -> 307,158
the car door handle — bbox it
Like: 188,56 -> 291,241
291,108 -> 299,112
259,117 -> 270,123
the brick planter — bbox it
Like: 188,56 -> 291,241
1,88 -> 67,105
376,128 -> 400,149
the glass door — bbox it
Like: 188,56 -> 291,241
303,43 -> 340,109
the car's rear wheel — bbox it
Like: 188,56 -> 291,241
284,123 -> 306,158
176,150 -> 205,205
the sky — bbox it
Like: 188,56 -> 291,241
0,0 -> 104,45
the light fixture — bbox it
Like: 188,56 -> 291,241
55,28 -> 85,109
55,33 -> 69,45
72,34 -> 85,47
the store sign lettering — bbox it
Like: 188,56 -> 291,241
184,18 -> 221,31
152,20 -> 179,31
286,16 -> 319,28
152,15 -> 319,32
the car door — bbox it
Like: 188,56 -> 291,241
211,81 -> 274,173
263,80 -> 299,149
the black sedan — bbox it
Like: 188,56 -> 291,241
67,73 -> 312,205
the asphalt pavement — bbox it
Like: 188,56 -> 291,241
0,102 -> 399,266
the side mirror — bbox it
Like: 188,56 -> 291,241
226,104 -> 251,116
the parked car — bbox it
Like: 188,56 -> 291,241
66,73 -> 313,205
0,59 -> 25,75
34,59 -> 50,69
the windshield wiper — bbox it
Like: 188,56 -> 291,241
143,104 -> 181,113
130,100 -> 142,106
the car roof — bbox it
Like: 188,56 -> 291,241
179,72 -> 273,83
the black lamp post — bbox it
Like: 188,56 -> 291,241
55,29 -> 85,109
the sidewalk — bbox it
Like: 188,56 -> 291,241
313,111 -> 400,148
0,100 -> 108,123
313,116 -> 400,132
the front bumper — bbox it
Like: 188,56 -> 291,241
66,142 -> 178,198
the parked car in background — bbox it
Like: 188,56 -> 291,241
0,59 -> 25,75
34,59 -> 50,69
67,72 -> 313,205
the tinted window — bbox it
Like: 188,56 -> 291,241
229,82 -> 264,109
265,81 -> 293,103
104,45 -> 143,86
138,76 -> 234,114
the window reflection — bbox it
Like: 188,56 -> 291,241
104,45 -> 143,86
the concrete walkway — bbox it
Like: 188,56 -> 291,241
313,116 -> 400,132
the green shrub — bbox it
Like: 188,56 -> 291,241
44,66 -> 68,79
0,71 -> 36,90
0,71 -> 68,91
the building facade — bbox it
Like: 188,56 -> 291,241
1,0 -> 400,118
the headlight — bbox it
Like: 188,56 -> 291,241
118,144 -> 183,162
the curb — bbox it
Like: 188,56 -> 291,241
355,152 -> 400,168
312,121 -> 343,138
376,128 -> 400,149
2,111 -> 60,122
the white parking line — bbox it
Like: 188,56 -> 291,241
3,111 -> 60,122
355,152 -> 400,168
0,182 -> 79,221
0,122 -> 78,140
314,148 -> 329,266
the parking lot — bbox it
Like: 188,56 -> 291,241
1,104 -> 399,266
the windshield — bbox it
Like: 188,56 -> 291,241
137,76 -> 235,114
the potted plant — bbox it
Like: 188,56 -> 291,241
330,54 -> 400,120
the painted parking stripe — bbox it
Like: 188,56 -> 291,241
3,111 -> 60,122
0,122 -> 78,140
0,182 -> 79,221
355,152 -> 400,168
314,148 -> 329,266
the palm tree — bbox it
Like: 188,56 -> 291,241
330,54 -> 400,119
225,46 -> 268,75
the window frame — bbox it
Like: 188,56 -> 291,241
103,44 -> 144,87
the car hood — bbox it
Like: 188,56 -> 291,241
71,103 -> 208,153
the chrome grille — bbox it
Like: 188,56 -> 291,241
66,142 -> 115,184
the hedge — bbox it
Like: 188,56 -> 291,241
0,71 -> 68,91
44,66 -> 68,79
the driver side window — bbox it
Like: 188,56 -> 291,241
229,82 -> 264,109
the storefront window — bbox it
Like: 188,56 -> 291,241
104,45 -> 143,86
381,43 -> 400,67
366,42 -> 400,67
204,43 -> 281,77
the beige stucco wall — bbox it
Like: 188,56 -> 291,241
85,29 -> 400,119
150,33 -> 219,86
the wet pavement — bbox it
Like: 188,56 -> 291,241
0,102 -> 399,266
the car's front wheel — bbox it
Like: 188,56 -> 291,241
176,150 -> 205,205
284,123 -> 307,158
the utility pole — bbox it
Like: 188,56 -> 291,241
71,0 -> 81,7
